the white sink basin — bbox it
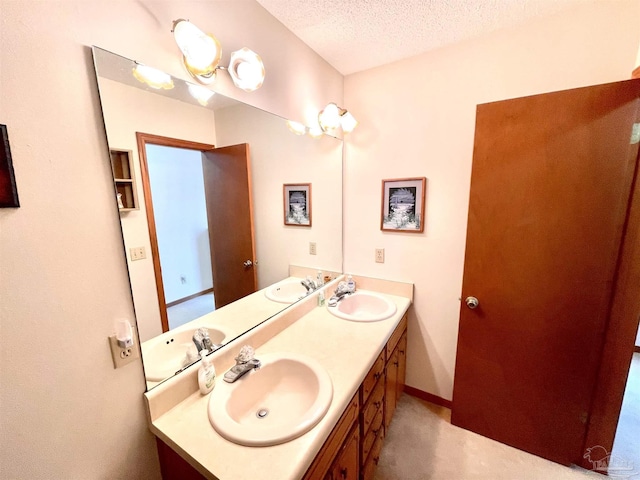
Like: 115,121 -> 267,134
142,326 -> 228,382
208,352 -> 333,446
328,291 -> 397,322
264,278 -> 308,304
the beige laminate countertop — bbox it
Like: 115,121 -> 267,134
149,289 -> 411,480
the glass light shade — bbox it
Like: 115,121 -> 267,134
172,19 -> 222,83
340,110 -> 358,133
228,48 -> 265,91
308,125 -> 324,138
132,64 -> 174,90
286,120 -> 306,135
318,103 -> 341,131
187,83 -> 215,106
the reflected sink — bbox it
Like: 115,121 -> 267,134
208,352 -> 333,446
264,278 -> 308,304
328,291 -> 397,322
142,326 -> 228,382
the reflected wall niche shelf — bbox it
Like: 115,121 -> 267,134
110,149 -> 138,212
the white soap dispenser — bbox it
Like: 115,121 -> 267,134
198,350 -> 216,395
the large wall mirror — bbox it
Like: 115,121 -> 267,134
92,47 -> 343,390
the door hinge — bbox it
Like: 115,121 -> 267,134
631,123 -> 640,144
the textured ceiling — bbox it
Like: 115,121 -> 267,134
256,0 -> 586,75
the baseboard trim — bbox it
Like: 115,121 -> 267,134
404,385 -> 453,409
166,287 -> 214,308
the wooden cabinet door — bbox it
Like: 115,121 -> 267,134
385,348 -> 399,430
202,144 -> 257,308
329,425 -> 359,480
452,79 -> 640,465
396,332 -> 407,401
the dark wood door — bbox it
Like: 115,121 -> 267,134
202,144 -> 257,308
452,79 -> 640,465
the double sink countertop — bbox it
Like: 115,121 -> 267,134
145,275 -> 412,480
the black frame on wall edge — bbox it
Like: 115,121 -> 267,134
0,124 -> 20,208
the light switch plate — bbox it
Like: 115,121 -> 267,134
375,248 -> 385,263
309,242 -> 317,255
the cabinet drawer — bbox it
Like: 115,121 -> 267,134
362,427 -> 385,480
361,350 -> 385,405
386,313 -> 408,359
361,377 -> 384,435
361,406 -> 383,462
303,393 -> 359,480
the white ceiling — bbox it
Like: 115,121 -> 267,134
256,0 -> 587,75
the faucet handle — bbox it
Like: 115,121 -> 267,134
236,345 -> 255,363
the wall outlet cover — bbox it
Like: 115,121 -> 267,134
375,248 -> 385,263
108,334 -> 139,369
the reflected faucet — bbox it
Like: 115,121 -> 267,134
224,345 -> 261,383
193,327 -> 222,354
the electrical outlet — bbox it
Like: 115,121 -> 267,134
108,335 -> 139,369
375,248 -> 385,263
130,246 -> 146,261
309,242 -> 317,255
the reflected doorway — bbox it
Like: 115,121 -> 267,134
136,132 -> 257,334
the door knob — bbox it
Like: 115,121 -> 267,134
465,296 -> 479,309
243,260 -> 253,268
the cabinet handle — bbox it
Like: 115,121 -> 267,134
393,361 -> 399,366
340,467 -> 348,479
374,400 -> 381,408
399,350 -> 405,355
374,372 -> 381,380
374,456 -> 380,466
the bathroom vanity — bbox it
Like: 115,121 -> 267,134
144,275 -> 412,480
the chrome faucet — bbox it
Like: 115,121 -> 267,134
328,282 -> 351,307
223,345 -> 261,383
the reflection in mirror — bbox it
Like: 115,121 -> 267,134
92,47 -> 343,390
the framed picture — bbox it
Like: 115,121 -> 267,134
283,183 -> 312,226
381,177 -> 426,233
0,124 -> 19,208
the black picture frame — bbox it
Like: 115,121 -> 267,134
0,124 -> 20,208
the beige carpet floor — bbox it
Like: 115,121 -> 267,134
374,394 -> 609,480
611,352 -> 640,474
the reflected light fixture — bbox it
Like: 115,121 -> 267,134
308,124 -> 324,138
172,19 -> 265,91
318,102 -> 358,133
187,83 -> 215,106
132,63 -> 174,90
286,120 -> 307,136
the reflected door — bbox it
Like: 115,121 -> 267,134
202,144 -> 257,308
452,79 -> 640,465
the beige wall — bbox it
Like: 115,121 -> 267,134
0,1 -> 342,478
343,0 -> 640,401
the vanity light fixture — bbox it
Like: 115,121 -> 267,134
286,120 -> 307,136
172,19 -> 222,85
132,63 -> 174,90
228,48 -> 265,92
318,103 -> 358,133
187,83 -> 215,106
172,19 -> 265,91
